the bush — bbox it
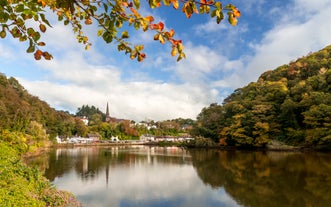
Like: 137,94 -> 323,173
0,142 -> 81,207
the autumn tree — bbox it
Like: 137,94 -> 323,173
192,45 -> 331,149
0,0 -> 240,61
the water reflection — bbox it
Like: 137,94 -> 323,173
26,147 -> 331,207
189,150 -> 331,207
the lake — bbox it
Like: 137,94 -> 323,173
27,146 -> 331,207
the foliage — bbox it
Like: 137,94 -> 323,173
191,103 -> 224,142
0,0 -> 240,61
181,136 -> 218,148
192,45 -> 331,149
76,104 -> 105,121
0,74 -> 87,141
0,142 -> 81,207
75,105 -> 195,139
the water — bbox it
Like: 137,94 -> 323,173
27,146 -> 331,207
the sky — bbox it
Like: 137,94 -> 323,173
1,0 -> 331,122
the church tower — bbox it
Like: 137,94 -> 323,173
105,102 -> 111,122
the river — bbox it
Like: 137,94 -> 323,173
26,146 -> 331,207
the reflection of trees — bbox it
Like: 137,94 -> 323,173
190,150 -> 331,207
33,146 -> 191,182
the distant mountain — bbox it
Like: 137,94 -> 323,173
192,45 -> 331,149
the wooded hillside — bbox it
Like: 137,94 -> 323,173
192,45 -> 331,149
0,74 -> 86,151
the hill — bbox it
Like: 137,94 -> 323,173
192,45 -> 331,149
0,73 -> 86,151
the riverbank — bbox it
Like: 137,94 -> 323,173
0,142 -> 82,207
53,138 -> 328,152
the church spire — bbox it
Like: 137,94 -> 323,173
105,102 -> 111,122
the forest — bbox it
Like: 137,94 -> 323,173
192,45 -> 331,149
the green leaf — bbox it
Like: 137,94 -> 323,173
134,0 -> 140,9
0,30 -> 6,38
134,21 -> 140,30
215,2 -> 222,10
0,12 -> 9,23
163,0 -> 170,6
27,28 -> 34,36
121,31 -> 129,39
102,31 -> 113,43
26,45 -> 35,53
40,13 -> 51,27
97,29 -> 103,37
225,4 -> 235,10
15,4 -> 24,13
103,3 -> 108,13
116,20 -> 123,28
33,31 -> 41,42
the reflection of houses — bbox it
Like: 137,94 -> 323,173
140,134 -> 155,142
140,135 -> 194,142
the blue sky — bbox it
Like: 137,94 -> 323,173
1,0 -> 331,121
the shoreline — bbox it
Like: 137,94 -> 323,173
50,140 -> 330,152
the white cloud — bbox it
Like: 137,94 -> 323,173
18,68 -> 211,121
195,19 -> 228,33
216,0 -> 331,89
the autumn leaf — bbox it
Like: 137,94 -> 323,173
39,24 -> 46,33
37,42 -> 46,46
37,0 -> 46,7
42,51 -> 52,60
171,46 -> 178,56
171,0 -> 179,9
158,22 -> 164,31
34,50 -> 43,60
145,16 -> 155,23
150,22 -> 164,32
233,8 -> 241,17
85,18 -> 92,25
3,0 -> 240,62
137,53 -> 146,61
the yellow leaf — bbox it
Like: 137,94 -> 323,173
158,34 -> 165,44
172,0 -> 179,9
228,13 -> 238,26
171,47 -> 177,56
